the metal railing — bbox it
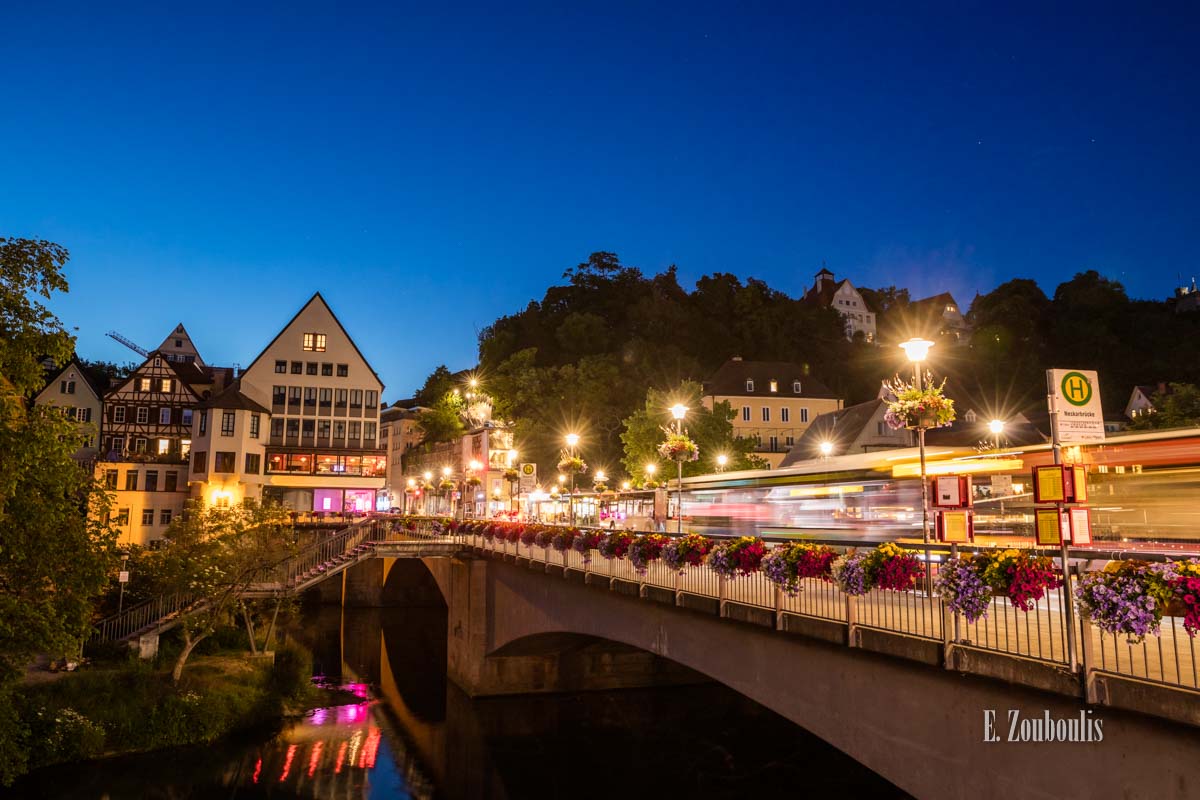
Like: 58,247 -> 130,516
90,593 -> 195,644
449,519 -> 1200,702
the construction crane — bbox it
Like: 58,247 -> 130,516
106,330 -> 149,358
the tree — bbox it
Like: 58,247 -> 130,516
620,381 -> 765,483
0,238 -> 73,398
143,501 -> 295,683
1128,384 -> 1200,430
414,388 -> 466,444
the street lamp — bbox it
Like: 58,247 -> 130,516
715,453 -> 728,471
819,440 -> 834,458
621,480 -> 631,491
989,418 -> 1005,451
406,477 -> 416,515
899,337 -> 935,544
423,471 -> 433,514
668,404 -> 688,534
564,433 -> 581,523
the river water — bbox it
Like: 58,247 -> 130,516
12,605 -> 909,799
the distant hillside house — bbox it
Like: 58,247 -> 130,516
1174,279 -> 1200,314
33,356 -> 104,464
802,267 -> 876,342
781,399 -> 910,465
1126,383 -> 1173,420
905,292 -> 970,345
702,357 -> 843,469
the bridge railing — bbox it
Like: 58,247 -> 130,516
89,592 -> 195,644
425,517 -> 1200,700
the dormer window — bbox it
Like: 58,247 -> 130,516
792,381 -> 802,394
745,379 -> 755,392
302,332 -> 327,352
769,380 -> 778,393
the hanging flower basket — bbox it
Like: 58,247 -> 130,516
1077,559 -> 1200,643
657,432 -> 700,462
662,533 -> 711,573
519,525 -> 539,548
707,537 -> 767,579
558,455 -> 587,474
438,478 -> 456,493
593,482 -> 608,493
533,527 -> 555,548
883,375 -> 956,431
642,480 -> 661,490
762,542 -> 838,596
504,468 -> 520,483
831,552 -> 871,596
465,475 -> 482,488
628,534 -> 670,574
979,549 -> 1062,611
552,528 -> 577,552
598,531 -> 634,560
572,529 -> 603,564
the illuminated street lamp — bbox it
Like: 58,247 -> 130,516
715,453 -> 729,472
621,480 -> 631,491
819,440 -> 834,458
668,404 -> 689,534
423,471 -> 433,514
989,418 -> 1006,451
564,433 -> 582,523
899,337 -> 935,544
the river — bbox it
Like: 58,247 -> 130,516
12,605 -> 910,798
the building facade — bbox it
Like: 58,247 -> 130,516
783,399 -> 912,463
189,293 -> 387,514
702,358 -> 843,469
34,357 -> 103,463
906,292 -> 971,345
802,267 -> 876,342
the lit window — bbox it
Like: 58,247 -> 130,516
157,439 -> 169,455
769,380 -> 778,393
160,378 -> 172,392
139,378 -> 151,392
315,334 -> 326,352
180,439 -> 191,458
302,333 -> 315,351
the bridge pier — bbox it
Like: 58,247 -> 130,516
447,558 -> 706,697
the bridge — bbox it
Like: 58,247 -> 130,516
92,517 -> 1200,799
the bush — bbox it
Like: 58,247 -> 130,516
268,643 -> 313,701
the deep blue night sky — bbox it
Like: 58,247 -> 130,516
2,2 -> 1197,399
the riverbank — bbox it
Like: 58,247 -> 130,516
2,643 -> 351,786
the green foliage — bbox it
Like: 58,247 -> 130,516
267,643 -> 313,700
414,386 -> 465,443
0,238 -> 74,398
1129,383 -> 1200,430
621,382 -> 764,481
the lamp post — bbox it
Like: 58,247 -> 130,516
819,440 -> 834,459
715,453 -> 728,472
989,418 -> 1005,452
669,404 -> 688,534
442,465 -> 454,518
468,459 -> 482,519
405,477 -> 416,515
565,432 -> 580,524
423,471 -> 433,515
899,337 -> 935,544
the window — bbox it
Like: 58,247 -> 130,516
287,387 -> 301,409
336,364 -> 348,377
306,362 -> 318,375
165,471 -> 178,491
364,422 -> 377,440
272,385 -> 286,406
333,421 -> 345,439
302,419 -> 315,438
159,407 -> 172,425
193,451 -> 207,473
275,360 -> 287,373
800,408 -> 809,423
145,470 -> 158,492
350,390 -> 362,409
182,409 -> 193,426
304,387 -> 317,409
61,379 -> 76,394
270,418 -> 284,438
139,377 -> 151,392
114,406 -> 126,423
213,495 -> 230,510
302,332 -> 327,352
125,471 -> 138,491
249,414 -> 260,438
349,421 -> 361,439
303,332 -> 314,350
769,435 -> 778,451
318,420 -> 331,439
180,439 -> 191,458
111,436 -> 124,453
335,389 -> 347,408
877,421 -> 887,436
78,407 -> 92,423
136,407 -> 149,424
160,378 -> 173,392
785,435 -> 794,446
793,381 -> 802,394
761,407 -> 770,422
291,361 -> 303,374
286,419 -> 300,438
781,407 -> 790,423
160,509 -> 172,525
104,470 -> 118,489
221,412 -> 235,436
321,363 -> 333,376
198,411 -> 207,435
319,388 -> 332,410
245,453 -> 261,474
133,438 -> 147,453
214,452 -> 236,473
142,508 -> 154,525
769,380 -> 778,393
745,379 -> 755,392
157,438 -> 170,455
365,390 -> 378,410
741,406 -> 750,422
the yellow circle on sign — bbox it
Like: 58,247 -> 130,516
521,464 -> 535,475
1061,372 -> 1092,407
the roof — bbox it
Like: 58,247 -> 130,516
802,277 -> 850,307
196,384 -> 271,414
241,292 -> 383,386
35,356 -> 104,402
780,400 -> 887,466
703,359 -> 839,399
910,292 -> 960,310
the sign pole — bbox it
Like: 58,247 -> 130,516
1047,370 -> 1078,672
